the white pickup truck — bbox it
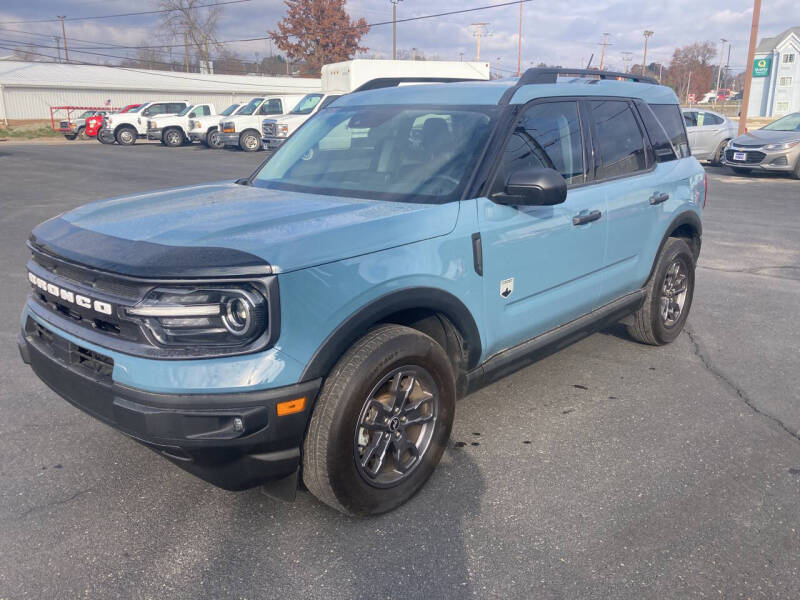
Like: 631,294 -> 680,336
100,100 -> 190,145
261,59 -> 491,150
188,102 -> 243,148
218,95 -> 304,152
146,103 -> 216,147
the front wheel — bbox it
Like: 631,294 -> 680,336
303,325 -> 456,516
239,130 -> 261,152
115,127 -> 137,145
205,129 -> 223,149
710,139 -> 728,166
163,127 -> 184,147
98,130 -> 115,144
627,237 -> 695,345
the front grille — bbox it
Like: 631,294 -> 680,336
32,251 -> 142,299
262,122 -> 275,136
59,121 -> 70,129
27,318 -> 114,380
725,149 -> 765,164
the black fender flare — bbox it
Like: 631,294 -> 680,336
299,287 -> 482,381
647,211 -> 703,282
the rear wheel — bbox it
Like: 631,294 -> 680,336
98,129 -> 115,144
730,167 -> 750,175
115,126 -> 137,146
239,130 -> 261,152
791,156 -> 800,180
627,237 -> 695,346
77,126 -> 89,141
303,324 -> 456,516
163,127 -> 184,147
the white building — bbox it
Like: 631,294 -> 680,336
748,27 -> 800,117
0,61 -> 321,122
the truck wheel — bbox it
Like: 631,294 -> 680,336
77,127 -> 89,141
98,130 -> 115,144
163,127 -> 184,147
116,127 -> 137,146
64,133 -> 77,141
303,324 -> 456,516
239,130 -> 261,152
206,129 -> 223,149
627,237 -> 695,346
791,156 -> 800,180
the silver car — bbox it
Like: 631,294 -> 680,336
721,112 -> 800,179
682,109 -> 738,164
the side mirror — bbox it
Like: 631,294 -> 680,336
494,167 -> 568,206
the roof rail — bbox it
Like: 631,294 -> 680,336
352,77 -> 484,94
498,67 -> 658,104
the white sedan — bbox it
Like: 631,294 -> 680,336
682,108 -> 739,164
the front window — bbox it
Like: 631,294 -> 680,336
221,104 -> 240,116
253,105 -> 496,203
177,105 -> 194,117
762,112 -> 800,131
290,93 -> 324,115
237,98 -> 265,116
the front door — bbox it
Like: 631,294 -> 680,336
478,100 -> 607,357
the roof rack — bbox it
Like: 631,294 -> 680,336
352,77 -> 484,93
498,67 -> 658,104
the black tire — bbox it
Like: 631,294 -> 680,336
303,324 -> 456,516
163,127 -> 184,147
115,126 -> 137,146
205,128 -> 223,149
730,167 -> 750,175
64,133 -> 77,141
77,127 -> 89,141
791,156 -> 800,180
710,139 -> 728,166
239,130 -> 261,152
627,237 -> 695,345
98,130 -> 115,144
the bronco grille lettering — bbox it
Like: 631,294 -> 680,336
28,271 -> 114,316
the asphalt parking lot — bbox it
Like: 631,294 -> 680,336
1,141 -> 798,599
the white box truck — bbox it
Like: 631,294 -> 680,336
261,59 -> 490,150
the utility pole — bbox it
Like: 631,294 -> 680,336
470,23 -> 490,61
183,32 -> 189,72
517,0 -> 523,76
390,0 -> 402,61
725,43 -> 732,89
621,51 -> 633,73
58,16 -> 69,63
460,52 -> 464,62
599,33 -> 611,70
686,70 -> 692,103
641,30 -> 654,76
54,36 -> 62,63
715,38 -> 727,100
739,0 -> 761,134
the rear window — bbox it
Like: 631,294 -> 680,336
651,104 -> 690,158
635,100 -> 678,163
590,100 -> 648,179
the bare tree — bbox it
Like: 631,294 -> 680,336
158,0 -> 222,72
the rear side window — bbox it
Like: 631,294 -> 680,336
651,104 -> 690,157
703,112 -> 724,125
589,100 -> 648,179
635,100 -> 677,163
500,100 -> 585,185
167,103 -> 186,114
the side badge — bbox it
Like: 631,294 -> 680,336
500,277 -> 514,298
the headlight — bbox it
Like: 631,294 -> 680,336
221,121 -> 235,133
150,121 -> 157,129
277,124 -> 289,137
125,285 -> 268,348
763,140 -> 800,151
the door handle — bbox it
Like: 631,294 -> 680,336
649,192 -> 670,205
572,210 -> 602,226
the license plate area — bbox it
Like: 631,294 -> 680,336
733,151 -> 747,161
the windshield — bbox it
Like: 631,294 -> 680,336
291,93 -> 324,115
78,111 -> 94,119
221,103 -> 240,116
126,105 -> 144,113
177,105 -> 194,117
237,98 -> 264,116
761,113 -> 800,132
254,105 -> 496,203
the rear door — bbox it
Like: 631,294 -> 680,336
477,99 -> 607,355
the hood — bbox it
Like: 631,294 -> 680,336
733,129 -> 800,146
31,182 -> 459,276
273,114 -> 308,125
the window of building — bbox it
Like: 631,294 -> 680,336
782,53 -> 796,64
776,102 -> 790,114
779,76 -> 793,87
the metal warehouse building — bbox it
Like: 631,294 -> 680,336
0,61 -> 321,122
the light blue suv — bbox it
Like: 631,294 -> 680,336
19,69 -> 706,515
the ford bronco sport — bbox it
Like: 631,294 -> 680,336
19,69 -> 705,516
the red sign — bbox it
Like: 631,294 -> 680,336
687,93 -> 696,103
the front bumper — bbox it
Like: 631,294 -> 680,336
18,318 -> 321,491
263,136 -> 287,150
146,128 -> 163,141
722,147 -> 799,172
219,132 -> 240,146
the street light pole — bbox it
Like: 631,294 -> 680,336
739,0 -> 762,134
642,30 -> 654,76
517,0 -> 523,76
715,38 -> 728,99
390,0 -> 402,60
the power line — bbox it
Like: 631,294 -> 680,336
0,0 -> 254,25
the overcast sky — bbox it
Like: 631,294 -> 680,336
0,0 -> 796,76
